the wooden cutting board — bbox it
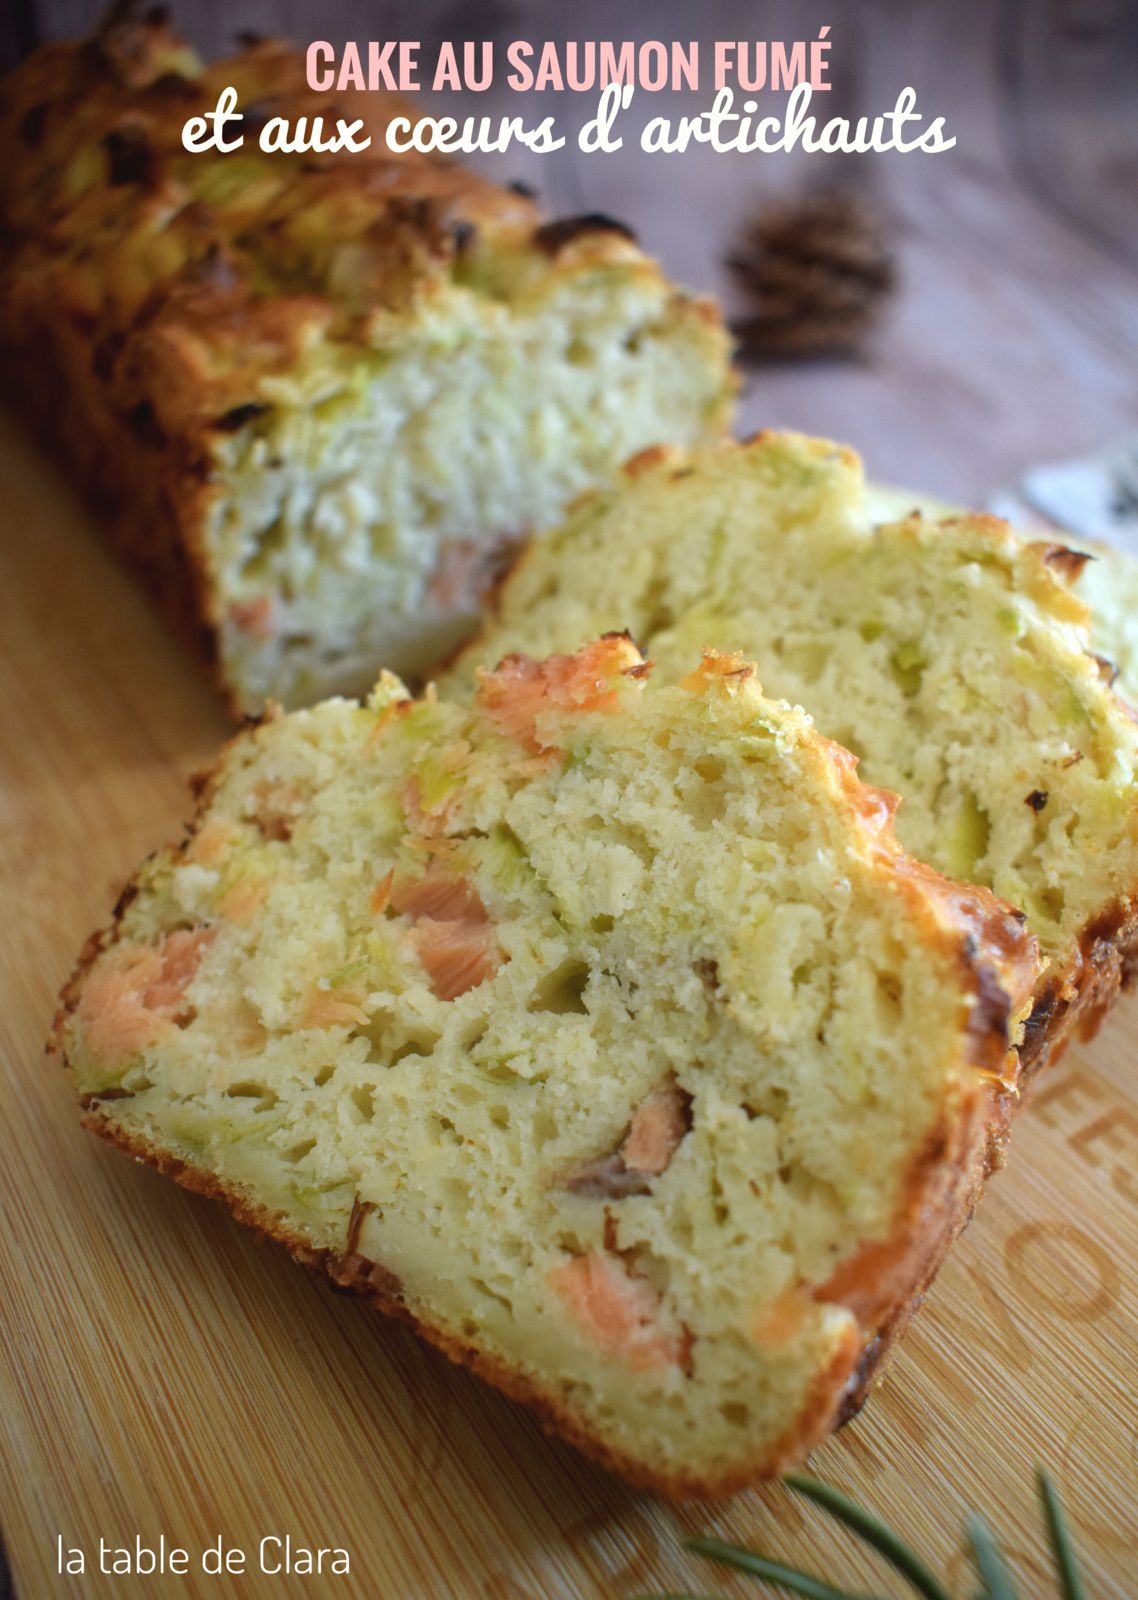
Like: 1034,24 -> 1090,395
2,412 -> 1136,1600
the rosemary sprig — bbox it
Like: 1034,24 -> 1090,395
966,1513 -> 1019,1600
646,1466 -> 1087,1600
784,1473 -> 951,1600
684,1537 -> 886,1600
1038,1467 -> 1084,1600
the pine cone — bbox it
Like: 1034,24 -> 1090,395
727,191 -> 896,361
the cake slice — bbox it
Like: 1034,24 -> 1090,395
54,639 -> 1036,1497
449,433 -> 1138,1073
0,14 -> 732,714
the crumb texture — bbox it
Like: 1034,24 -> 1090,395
59,641 -> 1031,1493
866,484 -> 1138,730
453,434 -> 1138,1047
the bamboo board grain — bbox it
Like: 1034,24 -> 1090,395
1,410 -> 1137,1600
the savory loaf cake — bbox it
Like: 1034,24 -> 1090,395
54,638 -> 1037,1496
0,14 -> 732,716
450,433 -> 1138,1072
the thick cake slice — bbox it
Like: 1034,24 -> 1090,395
451,434 -> 1138,1073
55,639 -> 1036,1497
0,14 -> 732,714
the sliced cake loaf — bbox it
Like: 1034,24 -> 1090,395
0,14 -> 732,714
450,434 -> 1138,1072
55,639 -> 1037,1496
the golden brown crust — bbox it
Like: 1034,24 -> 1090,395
755,1083 -> 1007,1462
1019,899 -> 1138,1078
1,19 -> 474,705
1028,540 -> 1094,587
832,1093 -> 1003,1426
0,16 -> 723,715
831,1074 -> 1012,1424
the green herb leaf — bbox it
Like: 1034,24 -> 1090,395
966,1514 -> 1019,1600
685,1537 -> 887,1600
1037,1469 -> 1084,1600
783,1473 -> 952,1600
645,1468 -> 1086,1600
322,958 -> 368,988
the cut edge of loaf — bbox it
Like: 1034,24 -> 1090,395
449,434 -> 1138,1080
861,484 -> 1138,1066
0,17 -> 735,715
50,643 -> 1038,1498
